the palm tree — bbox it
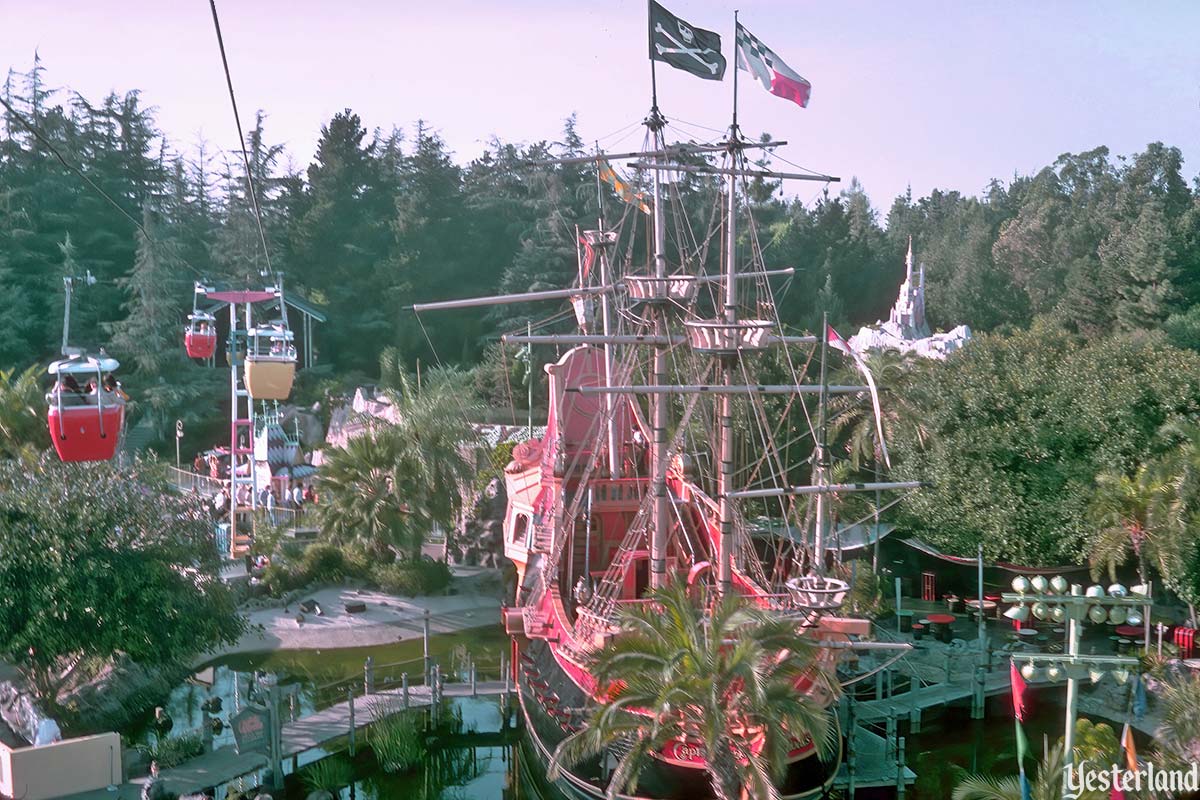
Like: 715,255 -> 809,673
1087,463 -> 1172,586
1155,671 -> 1200,769
318,368 -> 479,559
1148,420 -> 1200,624
548,580 -> 839,800
952,741 -> 1065,800
826,349 -> 932,470
0,365 -> 45,461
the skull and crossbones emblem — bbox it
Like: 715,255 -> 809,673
655,22 -> 719,74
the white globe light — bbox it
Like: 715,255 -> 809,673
1127,611 -> 1143,626
1004,604 -> 1030,622
1108,607 -> 1128,625
1031,575 -> 1049,593
1050,605 -> 1067,623
1086,585 -> 1106,599
1108,584 -> 1128,598
1046,664 -> 1064,681
1089,605 -> 1109,624
1032,601 -> 1050,620
1012,576 -> 1031,594
1050,576 -> 1069,594
1021,663 -> 1039,681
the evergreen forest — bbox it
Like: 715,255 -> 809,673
5,58 -> 1200,573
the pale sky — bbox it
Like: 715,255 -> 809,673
3,1 -> 1198,210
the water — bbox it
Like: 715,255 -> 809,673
124,625 -> 510,749
125,631 -> 1146,799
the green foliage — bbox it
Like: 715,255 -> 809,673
372,560 -> 452,596
367,699 -> 426,774
891,323 -> 1200,563
550,580 -> 839,800
261,542 -> 371,595
0,455 -> 244,707
0,364 -> 45,460
491,440 -> 518,473
1163,304 -> 1200,351
952,742 -> 1065,800
318,369 -> 479,558
1155,671 -> 1200,768
136,731 -> 205,770
298,755 -> 356,794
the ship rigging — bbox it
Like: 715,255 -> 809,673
410,4 -> 923,797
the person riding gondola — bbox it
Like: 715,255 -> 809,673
55,374 -> 82,398
102,374 -> 128,401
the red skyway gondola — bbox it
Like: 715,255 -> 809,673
185,311 -> 218,358
46,353 -> 126,462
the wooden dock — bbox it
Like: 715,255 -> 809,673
853,668 -> 1012,723
60,680 -> 512,800
834,727 -> 917,789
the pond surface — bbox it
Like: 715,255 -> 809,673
124,625 -> 510,751
127,630 -> 1148,799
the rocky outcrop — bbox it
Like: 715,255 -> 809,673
279,404 -> 326,448
448,478 -> 506,568
0,681 -> 42,746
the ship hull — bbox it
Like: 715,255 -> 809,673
515,637 -> 841,800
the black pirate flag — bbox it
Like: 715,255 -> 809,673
649,1 -> 726,81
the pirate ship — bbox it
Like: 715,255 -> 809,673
413,5 -> 918,797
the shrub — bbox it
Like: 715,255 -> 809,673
137,731 -> 205,769
372,560 -> 452,597
299,754 -> 355,794
300,544 -> 350,583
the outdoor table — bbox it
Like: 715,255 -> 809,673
1017,629 -> 1037,637
1114,625 -> 1143,638
927,613 -> 956,643
965,599 -> 997,621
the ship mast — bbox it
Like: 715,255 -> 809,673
593,146 -> 621,480
813,311 -> 830,576
716,10 -> 742,597
647,44 -> 671,591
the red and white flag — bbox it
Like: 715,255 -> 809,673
736,23 -> 811,108
1120,722 -> 1138,771
578,234 -> 596,281
827,325 -> 891,469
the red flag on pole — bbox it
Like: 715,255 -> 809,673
736,23 -> 812,108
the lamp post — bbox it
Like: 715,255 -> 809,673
175,419 -> 184,472
1002,577 -> 1149,796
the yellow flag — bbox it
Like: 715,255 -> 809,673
597,159 -> 651,215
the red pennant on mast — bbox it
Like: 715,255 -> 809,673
579,235 -> 596,281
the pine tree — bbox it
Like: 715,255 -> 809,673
1101,201 -> 1179,331
107,212 -> 220,439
